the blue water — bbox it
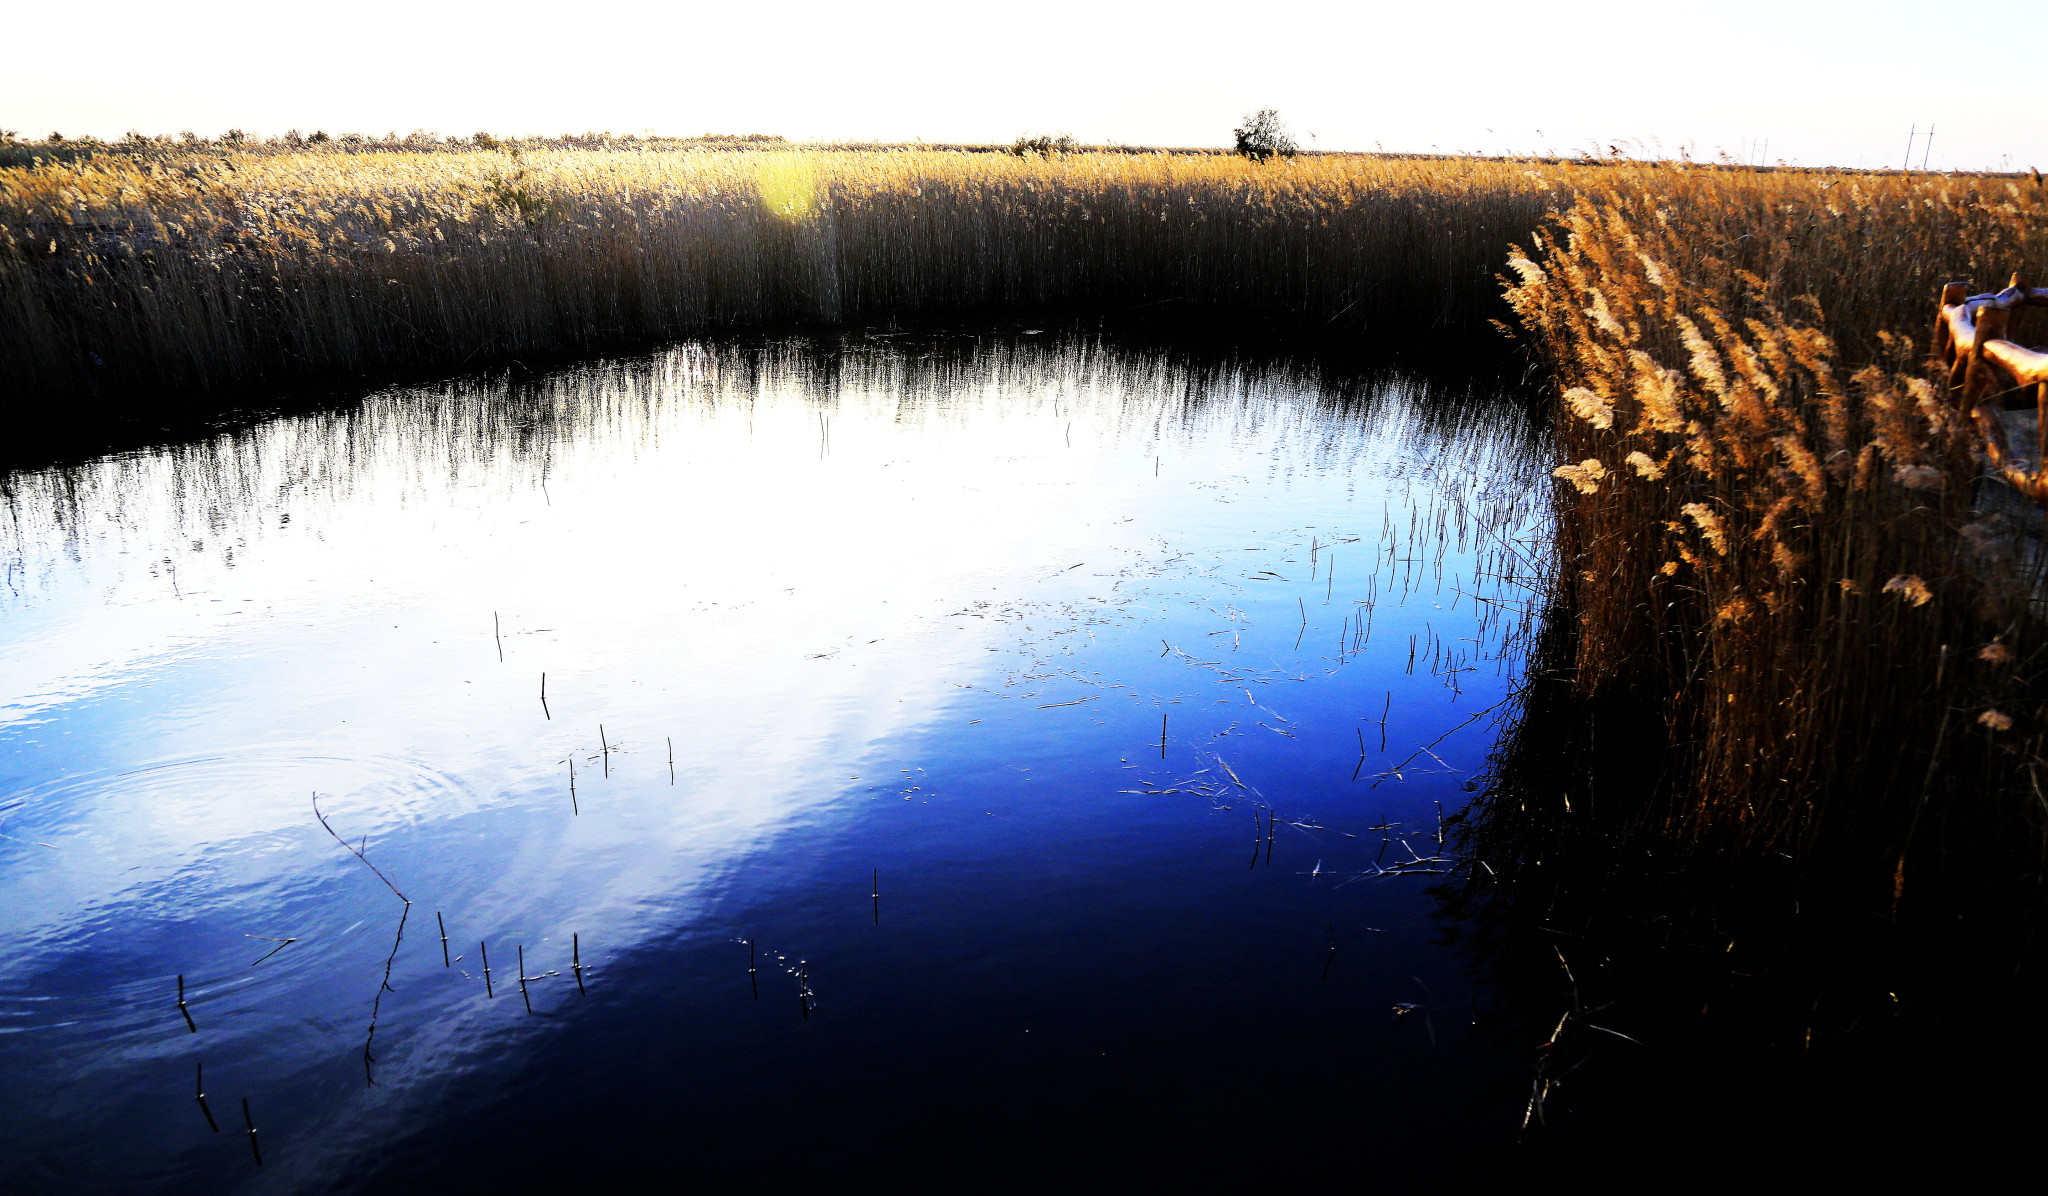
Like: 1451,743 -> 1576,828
0,330 -> 1549,1189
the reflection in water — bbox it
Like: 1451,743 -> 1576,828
1,330 -> 1546,1188
1445,613 -> 2048,1166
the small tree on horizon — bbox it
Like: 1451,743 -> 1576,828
1233,109 -> 1296,162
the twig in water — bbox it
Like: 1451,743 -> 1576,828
1160,712 -> 1168,759
245,935 -> 297,968
195,1062 -> 219,1133
668,736 -> 675,785
540,672 -> 549,720
494,611 -> 503,662
438,912 -> 450,966
241,1098 -> 262,1167
481,942 -> 493,999
311,794 -> 410,903
177,975 -> 197,1033
569,758 -> 577,815
1370,699 -> 1511,789
748,939 -> 758,999
519,946 -> 532,1014
573,934 -> 586,995
599,724 -> 609,778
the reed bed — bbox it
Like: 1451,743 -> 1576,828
0,147 -> 1562,405
9,139 -> 2047,895
1507,170 -> 2048,897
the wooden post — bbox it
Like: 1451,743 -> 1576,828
2013,273 -> 2036,350
1934,282 -> 1969,369
1965,306 -> 2012,408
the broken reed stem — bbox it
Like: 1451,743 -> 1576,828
668,735 -> 674,785
519,945 -> 531,1014
573,933 -> 586,996
241,1097 -> 261,1167
177,974 -> 196,1033
540,671 -> 549,720
311,793 -> 410,904
438,911 -> 450,967
1160,711 -> 1168,759
494,611 -> 503,662
599,724 -> 608,778
481,942 -> 493,999
195,1062 -> 219,1133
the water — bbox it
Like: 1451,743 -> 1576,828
0,329 -> 1549,1189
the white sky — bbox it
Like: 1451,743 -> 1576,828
6,0 -> 2044,170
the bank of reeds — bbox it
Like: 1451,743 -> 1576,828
1506,175 -> 2048,900
0,148 -> 1566,406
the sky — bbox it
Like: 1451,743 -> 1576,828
6,0 -> 2045,171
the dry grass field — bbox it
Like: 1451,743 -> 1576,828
0,146 -> 1564,402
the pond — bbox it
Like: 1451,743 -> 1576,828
0,327 -> 1550,1189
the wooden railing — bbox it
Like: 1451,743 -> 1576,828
1935,273 -> 2048,504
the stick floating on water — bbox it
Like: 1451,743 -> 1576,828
540,672 -> 549,720
518,945 -> 532,1014
494,611 -> 503,663
573,933 -> 586,996
437,912 -> 450,967
481,942 -> 493,999
177,974 -> 197,1033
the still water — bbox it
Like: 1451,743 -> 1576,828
0,329 -> 1547,1189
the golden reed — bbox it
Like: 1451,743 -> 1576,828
1,147 -> 1565,402
1509,172 -> 2048,895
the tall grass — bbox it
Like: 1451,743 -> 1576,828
0,148 -> 1563,405
1506,172 -> 2048,898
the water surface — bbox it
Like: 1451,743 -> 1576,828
0,330 -> 1548,1189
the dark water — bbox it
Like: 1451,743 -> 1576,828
0,330 -> 1550,1190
